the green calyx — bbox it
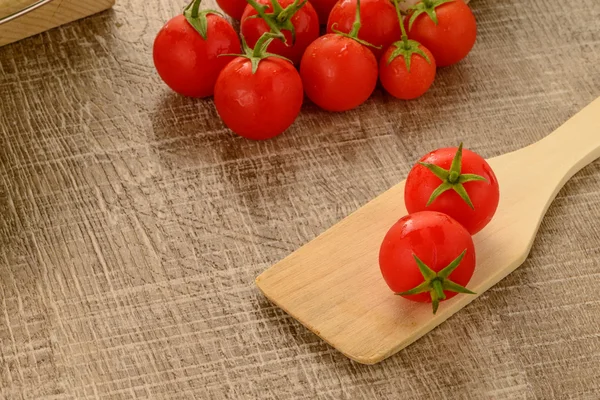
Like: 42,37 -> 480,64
331,0 -> 381,49
388,0 -> 431,71
246,0 -> 308,46
387,40 -> 431,71
407,0 -> 454,30
419,142 -> 487,209
396,250 -> 475,314
222,32 -> 292,74
183,0 -> 222,40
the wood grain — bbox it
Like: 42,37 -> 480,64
0,0 -> 599,398
257,97 -> 600,364
0,0 -> 37,18
0,0 -> 114,47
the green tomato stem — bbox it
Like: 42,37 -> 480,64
252,32 -> 279,57
270,0 -> 283,13
419,143 -> 488,209
396,251 -> 475,315
190,0 -> 202,18
392,0 -> 409,45
348,0 -> 362,38
221,31 -> 291,74
448,170 -> 460,183
247,0 -> 307,46
278,10 -> 289,22
183,0 -> 221,40
432,279 -> 446,300
407,0 -> 454,29
278,0 -> 300,21
331,0 -> 380,48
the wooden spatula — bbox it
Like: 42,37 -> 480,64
256,97 -> 600,365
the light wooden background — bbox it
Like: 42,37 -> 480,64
0,0 -> 599,398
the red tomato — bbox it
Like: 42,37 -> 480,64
405,0 -> 476,67
379,41 -> 436,99
404,144 -> 500,234
214,57 -> 303,140
241,0 -> 320,65
327,0 -> 401,60
153,13 -> 241,98
311,0 -> 339,24
300,34 -> 378,112
379,211 -> 476,313
216,0 -> 248,20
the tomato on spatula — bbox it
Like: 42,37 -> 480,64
379,211 -> 476,314
404,143 -> 500,235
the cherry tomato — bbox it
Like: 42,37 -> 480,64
241,0 -> 320,65
216,0 -> 248,20
379,0 -> 436,99
379,41 -> 436,100
404,143 -> 500,235
379,211 -> 476,313
327,0 -> 401,60
405,0 -> 476,67
214,57 -> 303,140
311,0 -> 339,24
300,34 -> 377,111
153,10 -> 241,98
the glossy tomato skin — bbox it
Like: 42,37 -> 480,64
241,0 -> 320,65
311,0 -> 339,24
379,44 -> 436,100
405,147 -> 500,234
405,0 -> 476,67
300,34 -> 378,112
214,57 -> 303,140
216,0 -> 247,20
379,211 -> 476,303
153,14 -> 241,98
327,0 -> 401,60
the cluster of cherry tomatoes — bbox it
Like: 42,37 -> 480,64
153,0 -> 477,140
379,143 -> 499,314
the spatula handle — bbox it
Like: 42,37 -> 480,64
530,97 -> 600,182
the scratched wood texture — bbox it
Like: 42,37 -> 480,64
0,0 -> 599,398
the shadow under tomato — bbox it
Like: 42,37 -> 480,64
149,90 -> 307,211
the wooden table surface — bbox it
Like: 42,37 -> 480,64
1,0 -> 599,398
